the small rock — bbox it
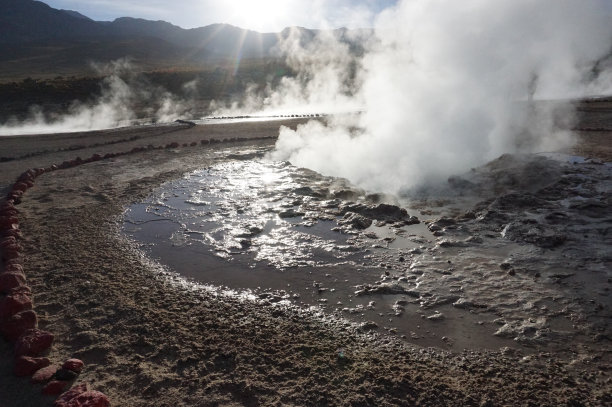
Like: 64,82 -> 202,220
452,298 -> 486,310
278,208 -> 305,219
338,212 -> 372,229
32,365 -> 58,383
1,310 -> 38,341
62,359 -> 84,373
14,355 -> 50,377
0,272 -> 27,294
0,292 -> 32,320
15,329 -> 54,356
427,312 -> 445,321
358,321 -> 379,331
42,380 -> 69,395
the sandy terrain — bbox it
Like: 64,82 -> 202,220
0,118 -> 611,406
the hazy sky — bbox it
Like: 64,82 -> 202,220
42,0 -> 398,31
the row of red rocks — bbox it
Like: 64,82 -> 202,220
1,169 -> 110,406
1,133 -> 274,406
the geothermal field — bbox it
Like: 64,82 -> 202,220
1,0 -> 612,406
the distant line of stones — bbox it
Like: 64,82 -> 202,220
0,134 -> 270,406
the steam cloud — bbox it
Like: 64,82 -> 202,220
270,0 -> 612,194
210,28 -> 367,117
0,59 -> 189,136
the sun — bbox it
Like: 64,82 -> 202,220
225,0 -> 292,32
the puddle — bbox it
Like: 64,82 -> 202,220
124,149 -> 612,357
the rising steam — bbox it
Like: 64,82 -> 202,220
270,0 -> 612,194
0,59 -> 188,136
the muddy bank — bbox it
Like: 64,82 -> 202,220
0,121 -> 611,406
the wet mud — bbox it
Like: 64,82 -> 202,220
125,148 -> 611,362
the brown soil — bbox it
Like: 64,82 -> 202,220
0,119 -> 610,406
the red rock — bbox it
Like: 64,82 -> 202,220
0,201 -> 16,211
64,390 -> 110,407
1,250 -> 20,261
0,236 -> 16,247
12,182 -> 29,193
0,215 -> 19,227
0,292 -> 32,320
2,258 -> 22,268
0,272 -> 27,293
14,355 -> 50,376
0,310 -> 37,341
62,359 -> 84,373
0,207 -> 18,217
3,242 -> 22,255
32,365 -> 58,383
43,380 -> 69,395
1,227 -> 22,239
54,383 -> 89,407
4,263 -> 24,273
7,190 -> 23,200
9,285 -> 32,295
15,328 -> 54,356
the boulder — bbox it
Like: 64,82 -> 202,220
1,310 -> 37,341
14,355 -> 50,376
62,359 -> 84,373
32,365 -> 58,383
54,383 -> 89,407
0,292 -> 32,320
15,328 -> 54,356
43,380 -> 69,395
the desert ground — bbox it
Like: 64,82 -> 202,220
0,110 -> 611,406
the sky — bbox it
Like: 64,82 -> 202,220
42,0 -> 398,31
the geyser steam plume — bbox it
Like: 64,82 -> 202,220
0,59 -> 188,136
271,0 -> 612,194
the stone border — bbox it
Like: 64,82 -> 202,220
0,133 -> 275,406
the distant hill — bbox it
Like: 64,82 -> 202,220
0,0 -> 107,44
0,0 -> 370,80
60,9 -> 93,21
